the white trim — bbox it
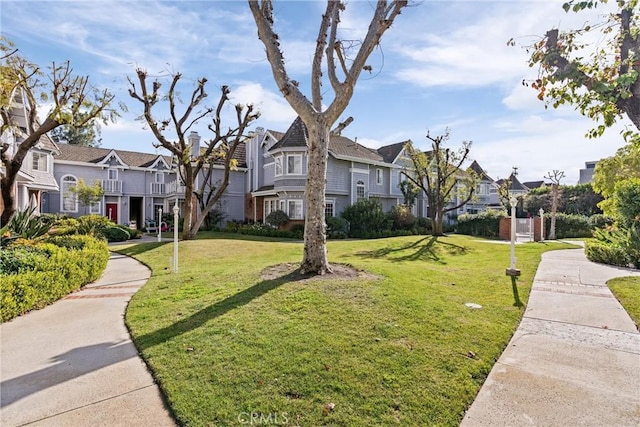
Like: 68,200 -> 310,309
96,150 -> 129,168
349,167 -> 370,175
286,154 -> 303,175
376,168 -> 383,185
60,174 -> 78,213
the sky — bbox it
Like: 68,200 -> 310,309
2,0 -> 634,184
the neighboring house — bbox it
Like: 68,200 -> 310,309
465,160 -> 500,214
496,173 -> 530,197
578,161 -> 598,184
0,88 -> 60,217
50,131 -> 248,228
246,118 -> 417,223
522,180 -> 547,190
245,117 -> 501,223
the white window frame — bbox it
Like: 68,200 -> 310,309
89,201 -> 101,214
32,152 -> 48,172
356,180 -> 366,201
399,171 -> 407,183
288,199 -> 303,219
376,168 -> 383,185
61,175 -> 78,213
286,154 -> 303,175
156,172 -> 165,183
274,156 -> 283,177
108,168 -> 118,181
325,199 -> 335,217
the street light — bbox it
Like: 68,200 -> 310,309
539,208 -> 544,241
173,202 -> 179,273
506,195 -> 521,276
157,207 -> 162,242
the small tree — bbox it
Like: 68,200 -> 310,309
69,179 -> 104,214
399,179 -> 420,209
496,177 -> 514,214
403,130 -> 478,236
128,71 -> 258,240
249,0 -> 408,274
1,37 -> 117,224
544,170 -> 566,239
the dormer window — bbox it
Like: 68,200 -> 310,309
32,152 -> 48,172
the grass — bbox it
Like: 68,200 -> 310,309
118,233 -> 575,426
608,276 -> 640,330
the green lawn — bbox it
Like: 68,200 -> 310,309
118,233 -> 574,426
608,276 -> 640,330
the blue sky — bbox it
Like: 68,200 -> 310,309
2,0 -> 633,184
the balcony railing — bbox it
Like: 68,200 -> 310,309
102,179 -> 123,194
150,182 -> 166,195
166,181 -> 186,194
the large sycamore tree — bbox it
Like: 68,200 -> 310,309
1,37 -> 116,225
128,70 -> 259,240
403,131 -> 478,236
249,0 -> 408,275
526,0 -> 639,135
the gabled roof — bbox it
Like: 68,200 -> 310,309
38,132 -> 60,155
496,173 -> 528,192
55,144 -> 172,168
377,141 -> 408,163
270,117 -> 385,163
467,160 -> 494,182
522,180 -> 546,189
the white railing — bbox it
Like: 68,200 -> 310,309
150,182 -> 166,194
102,179 -> 123,193
166,181 -> 186,194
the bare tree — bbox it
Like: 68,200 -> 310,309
1,37 -> 116,224
544,170 -> 565,239
249,0 -> 408,274
128,70 -> 258,240
403,131 -> 478,236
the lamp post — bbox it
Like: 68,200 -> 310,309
173,202 -> 179,273
539,208 -> 544,241
506,195 -> 521,276
157,207 -> 162,242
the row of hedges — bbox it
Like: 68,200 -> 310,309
1,235 -> 110,322
457,211 -> 614,239
586,225 -> 640,268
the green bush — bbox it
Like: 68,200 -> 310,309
545,213 -> 592,239
117,225 -> 142,239
237,222 -> 303,240
103,226 -> 130,242
77,214 -> 112,237
387,205 -> 416,231
457,210 -> 506,238
588,214 -> 615,230
265,210 -> 290,228
341,199 -> 391,238
1,235 -> 109,322
585,240 -> 631,268
326,216 -> 349,239
0,245 -> 50,275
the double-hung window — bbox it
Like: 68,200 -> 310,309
286,154 -> 302,175
288,200 -> 303,219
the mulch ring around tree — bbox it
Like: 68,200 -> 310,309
261,262 -> 380,283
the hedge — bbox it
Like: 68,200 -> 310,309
456,210 -> 506,238
584,240 -> 632,268
545,213 -> 593,239
1,235 -> 109,322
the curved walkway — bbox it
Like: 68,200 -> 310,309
462,248 -> 640,426
0,251 -> 175,427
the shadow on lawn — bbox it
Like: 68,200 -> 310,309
134,268 -> 311,350
356,235 -> 468,263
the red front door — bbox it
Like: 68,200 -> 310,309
106,203 -> 118,223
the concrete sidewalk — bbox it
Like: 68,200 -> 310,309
462,248 -> 640,426
0,252 -> 176,427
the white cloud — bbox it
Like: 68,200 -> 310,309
229,82 -> 296,126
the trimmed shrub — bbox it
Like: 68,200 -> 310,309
387,205 -> 416,231
103,226 -> 130,242
457,210 -> 506,238
341,199 -> 391,238
265,210 -> 290,228
326,216 -> 349,239
585,240 -> 631,268
117,225 -> 142,239
0,245 -> 50,275
588,214 -> 615,230
1,235 -> 109,322
77,214 -> 112,237
545,213 -> 592,239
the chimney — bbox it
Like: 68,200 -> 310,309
188,131 -> 201,158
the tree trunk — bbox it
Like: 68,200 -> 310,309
1,175 -> 16,225
300,120 -> 331,275
182,167 -> 196,240
549,183 -> 559,240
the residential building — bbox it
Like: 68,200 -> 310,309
0,88 -> 60,217
578,161 -> 598,184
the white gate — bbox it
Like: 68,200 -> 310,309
515,218 -> 533,242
